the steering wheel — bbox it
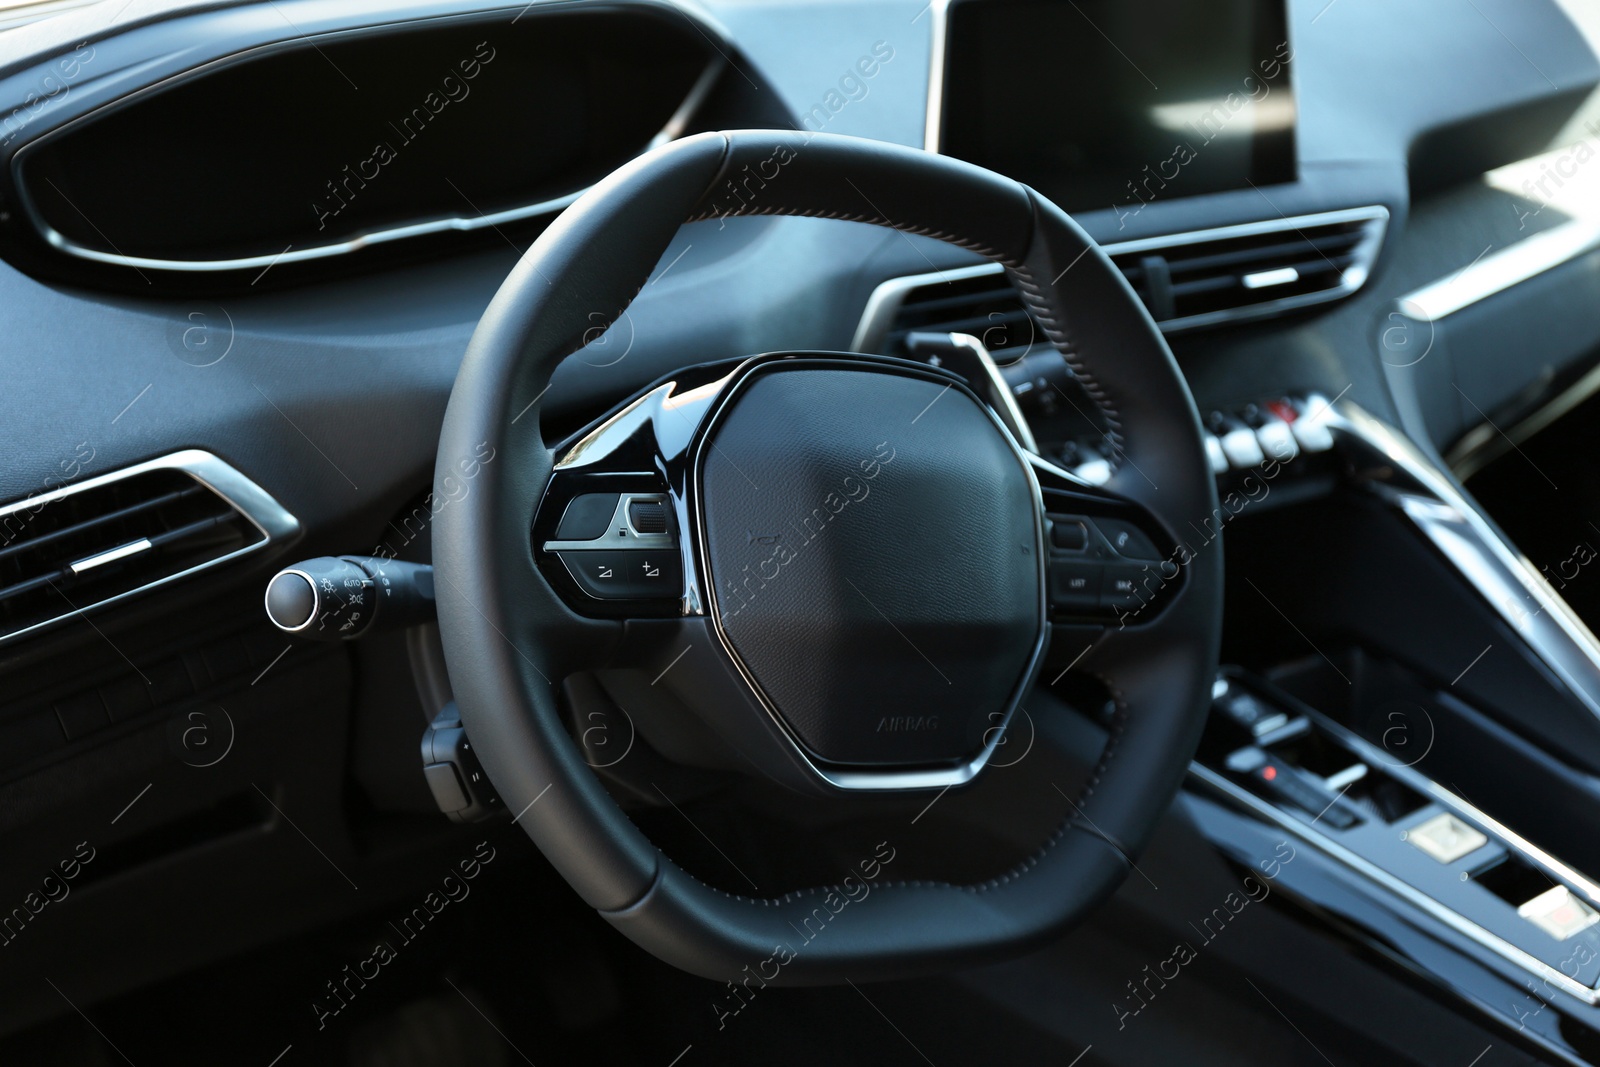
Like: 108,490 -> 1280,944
433,130 -> 1221,984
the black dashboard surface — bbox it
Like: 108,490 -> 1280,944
0,0 -> 1589,515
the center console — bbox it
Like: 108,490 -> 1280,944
1163,394 -> 1600,1061
1197,669 -> 1600,1004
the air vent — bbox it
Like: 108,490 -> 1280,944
1109,208 -> 1389,331
852,207 -> 1390,349
0,451 -> 299,644
854,265 -> 1044,360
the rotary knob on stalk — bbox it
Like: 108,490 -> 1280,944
264,556 -> 434,640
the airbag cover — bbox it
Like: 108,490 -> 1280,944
699,365 -> 1043,767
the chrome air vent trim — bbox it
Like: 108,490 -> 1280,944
849,261 -> 1012,353
852,207 -> 1390,349
0,450 -> 300,645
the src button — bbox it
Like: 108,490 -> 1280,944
557,550 -> 681,600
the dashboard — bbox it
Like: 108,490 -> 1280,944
1,0 -> 1599,1051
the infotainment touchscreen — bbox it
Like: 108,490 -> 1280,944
938,0 -> 1297,220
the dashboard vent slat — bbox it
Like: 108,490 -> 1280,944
1106,209 -> 1389,330
0,483 -> 205,566
0,452 -> 298,645
852,207 -> 1390,349
858,266 -> 1051,361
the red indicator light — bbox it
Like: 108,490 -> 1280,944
1262,765 -> 1278,781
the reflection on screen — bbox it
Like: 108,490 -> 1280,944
940,0 -> 1297,219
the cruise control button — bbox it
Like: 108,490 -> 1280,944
558,550 -> 681,600
627,499 -> 670,535
1049,561 -> 1101,612
1096,519 -> 1160,561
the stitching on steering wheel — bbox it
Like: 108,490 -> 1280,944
677,194 -> 1126,474
1008,257 -> 1126,470
681,205 -> 1015,262
656,674 -> 1132,909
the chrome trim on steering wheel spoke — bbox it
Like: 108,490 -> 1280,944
684,354 -> 1052,793
547,351 -> 1057,793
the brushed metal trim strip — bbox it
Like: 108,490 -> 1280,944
68,537 -> 151,575
1398,219 -> 1600,323
1327,403 -> 1600,730
1189,763 -> 1600,1004
922,0 -> 952,151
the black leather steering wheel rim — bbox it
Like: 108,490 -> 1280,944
433,130 -> 1222,984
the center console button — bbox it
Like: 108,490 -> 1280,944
1406,812 -> 1488,864
1291,394 -> 1337,452
1230,747 -> 1360,829
1215,689 -> 1289,737
1204,434 -> 1229,474
1518,885 -> 1600,941
1256,417 -> 1299,463
1209,415 -> 1266,469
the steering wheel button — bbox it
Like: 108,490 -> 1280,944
554,493 -> 621,541
1095,518 -> 1161,561
557,550 -> 681,600
1049,561 -> 1101,612
1049,518 -> 1089,551
1099,564 -> 1148,613
627,499 -> 669,534
422,761 -> 470,813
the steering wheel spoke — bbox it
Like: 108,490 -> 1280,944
1031,453 -> 1187,631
